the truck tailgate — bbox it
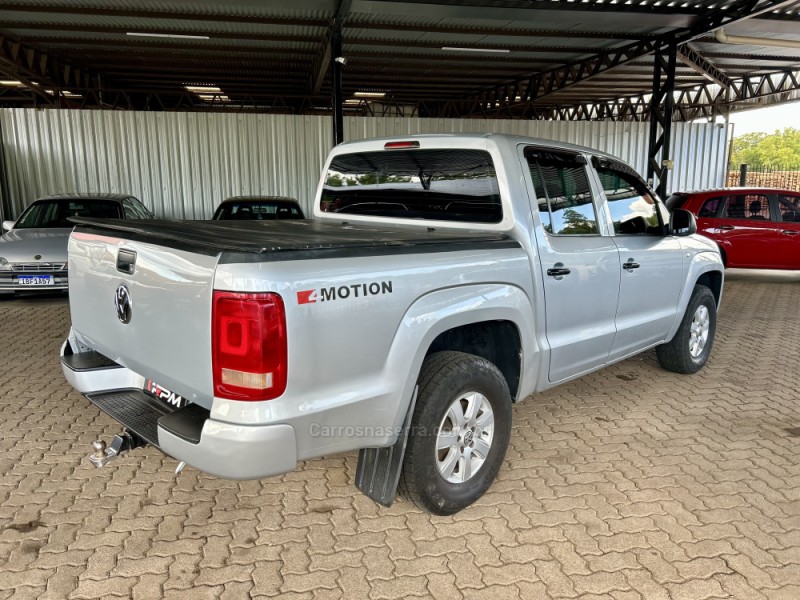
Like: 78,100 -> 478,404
68,228 -> 218,407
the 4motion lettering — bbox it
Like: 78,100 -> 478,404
297,281 -> 393,305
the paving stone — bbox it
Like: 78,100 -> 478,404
1,278 -> 799,598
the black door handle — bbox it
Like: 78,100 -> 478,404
547,267 -> 571,277
622,261 -> 640,270
718,225 -> 735,231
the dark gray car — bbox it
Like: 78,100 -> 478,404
212,196 -> 304,221
0,193 -> 152,294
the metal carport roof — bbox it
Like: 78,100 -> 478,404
0,0 -> 798,121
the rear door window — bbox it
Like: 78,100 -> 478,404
777,194 -> 800,222
722,194 -> 771,220
320,149 -> 502,223
525,148 -> 598,235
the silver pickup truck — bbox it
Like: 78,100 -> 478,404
61,134 -> 723,515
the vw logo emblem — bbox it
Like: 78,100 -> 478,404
114,284 -> 132,324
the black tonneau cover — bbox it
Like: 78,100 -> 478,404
70,218 -> 520,263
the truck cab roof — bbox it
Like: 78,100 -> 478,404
334,132 -> 621,162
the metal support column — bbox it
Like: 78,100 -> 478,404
331,30 -> 344,145
647,41 -> 677,198
0,115 -> 11,222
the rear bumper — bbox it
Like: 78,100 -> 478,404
159,417 -> 296,480
61,341 -> 298,479
0,270 -> 68,292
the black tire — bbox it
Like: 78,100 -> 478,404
399,351 -> 512,515
656,284 -> 717,374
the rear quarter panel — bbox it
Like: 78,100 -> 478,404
212,247 -> 535,459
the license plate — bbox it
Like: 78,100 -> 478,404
144,379 -> 188,409
17,275 -> 54,286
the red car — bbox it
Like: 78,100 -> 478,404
667,187 -> 800,269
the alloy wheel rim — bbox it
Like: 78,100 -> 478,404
689,304 -> 710,358
436,391 -> 495,484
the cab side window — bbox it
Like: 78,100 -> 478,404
132,198 -> 153,218
595,165 -> 663,235
525,148 -> 598,235
123,199 -> 138,219
699,197 -> 723,218
123,198 -> 151,219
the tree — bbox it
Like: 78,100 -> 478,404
559,208 -> 598,234
730,128 -> 800,167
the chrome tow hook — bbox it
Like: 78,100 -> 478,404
88,430 -> 146,468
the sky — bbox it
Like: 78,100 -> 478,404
727,101 -> 800,137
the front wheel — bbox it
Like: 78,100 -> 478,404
656,284 -> 717,374
399,351 -> 512,515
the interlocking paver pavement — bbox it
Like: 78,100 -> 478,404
1,273 -> 799,598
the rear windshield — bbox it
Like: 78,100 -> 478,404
665,193 -> 687,211
15,199 -> 121,228
320,149 -> 502,223
214,202 -> 304,220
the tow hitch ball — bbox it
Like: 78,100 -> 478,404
89,430 -> 146,468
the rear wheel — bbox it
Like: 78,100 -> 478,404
656,284 -> 717,374
399,351 -> 512,515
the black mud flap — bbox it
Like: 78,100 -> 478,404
355,388 -> 417,507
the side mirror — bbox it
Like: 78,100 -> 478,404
2,220 -> 14,233
669,209 -> 697,236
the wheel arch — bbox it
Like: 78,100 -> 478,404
666,253 -> 724,342
383,283 -> 538,435
696,270 -> 723,307
425,320 -> 522,401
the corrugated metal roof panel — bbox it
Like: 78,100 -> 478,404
0,0 -> 797,114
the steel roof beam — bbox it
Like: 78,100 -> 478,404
693,50 -> 800,62
14,37 -> 319,55
0,33 -> 107,106
677,45 -> 733,88
461,0 -> 796,116
18,33 -> 631,56
536,68 -> 800,123
0,20 -> 661,43
0,4 -> 329,28
0,23 -> 323,44
345,22 -> 658,41
355,0 -> 699,24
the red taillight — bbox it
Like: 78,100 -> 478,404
212,291 -> 287,401
384,141 -> 420,149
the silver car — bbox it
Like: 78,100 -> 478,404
0,193 -> 152,294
